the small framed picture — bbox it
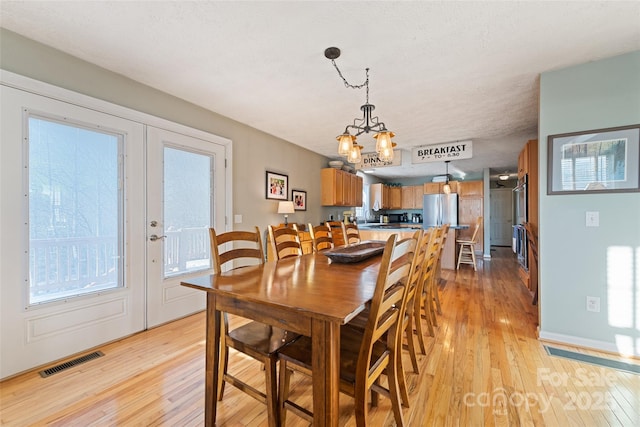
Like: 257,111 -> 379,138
547,124 -> 640,194
292,190 -> 307,211
265,171 -> 288,200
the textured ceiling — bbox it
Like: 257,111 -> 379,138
1,1 -> 639,179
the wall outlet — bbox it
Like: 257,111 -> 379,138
586,296 -> 600,312
586,211 -> 599,227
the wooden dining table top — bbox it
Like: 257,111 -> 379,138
182,252 -> 383,324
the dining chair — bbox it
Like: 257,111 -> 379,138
456,216 -> 482,270
344,222 -> 361,245
420,227 -> 441,334
268,224 -> 303,260
412,228 -> 436,355
278,233 -> 419,427
433,223 -> 450,315
308,223 -> 334,253
209,226 -> 299,427
326,220 -> 347,247
339,230 -> 422,405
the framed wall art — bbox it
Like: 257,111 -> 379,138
547,124 -> 640,195
265,171 -> 288,200
292,190 -> 307,211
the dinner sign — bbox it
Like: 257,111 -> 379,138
411,140 -> 473,163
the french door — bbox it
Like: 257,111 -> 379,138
0,85 -> 146,378
1,79 -> 228,378
146,127 -> 226,327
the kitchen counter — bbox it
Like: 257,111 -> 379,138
358,223 -> 468,269
359,222 -> 469,231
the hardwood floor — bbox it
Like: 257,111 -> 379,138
1,248 -> 638,426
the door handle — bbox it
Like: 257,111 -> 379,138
149,234 -> 166,241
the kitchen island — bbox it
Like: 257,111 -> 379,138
358,223 -> 469,270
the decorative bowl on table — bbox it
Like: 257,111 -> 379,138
328,160 -> 344,169
322,241 -> 386,263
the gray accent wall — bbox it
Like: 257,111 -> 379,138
0,28 -> 332,233
538,51 -> 640,356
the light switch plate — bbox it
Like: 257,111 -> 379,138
234,214 -> 243,224
586,211 -> 599,227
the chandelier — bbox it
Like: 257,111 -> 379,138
325,47 -> 396,164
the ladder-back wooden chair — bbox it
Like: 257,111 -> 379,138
412,228 -> 436,356
433,223 -> 450,315
344,223 -> 361,245
308,223 -> 334,253
326,221 -> 347,247
209,226 -> 299,427
278,233 -> 418,427
268,224 -> 303,260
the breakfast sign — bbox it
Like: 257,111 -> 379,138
411,140 -> 473,164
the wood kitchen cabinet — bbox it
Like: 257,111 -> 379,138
423,182 -> 440,194
517,139 -> 539,296
320,168 -> 363,207
458,180 -> 483,197
424,181 -> 458,195
401,185 -> 425,209
518,141 -> 529,178
388,187 -> 402,209
370,183 -> 389,210
457,180 -> 484,254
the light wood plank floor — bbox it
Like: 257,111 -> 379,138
1,248 -> 638,426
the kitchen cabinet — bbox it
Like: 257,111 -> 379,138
423,182 -> 440,194
517,139 -> 539,296
401,185 -> 425,209
457,180 -> 484,253
320,168 -> 363,207
370,183 -> 388,210
458,180 -> 483,197
360,227 -> 458,270
401,186 -> 414,209
518,142 -> 529,178
424,181 -> 458,195
413,185 -> 424,209
388,187 -> 402,209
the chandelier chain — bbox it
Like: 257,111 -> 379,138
329,60 -> 370,104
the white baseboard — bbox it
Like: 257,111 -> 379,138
539,331 -> 640,358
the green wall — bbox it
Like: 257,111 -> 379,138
538,51 -> 640,356
0,28 -> 332,232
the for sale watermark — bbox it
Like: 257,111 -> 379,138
462,367 -> 615,415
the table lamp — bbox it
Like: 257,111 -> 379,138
277,201 -> 295,226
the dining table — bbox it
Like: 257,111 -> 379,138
180,248 -> 384,427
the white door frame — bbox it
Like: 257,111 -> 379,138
0,70 -> 232,379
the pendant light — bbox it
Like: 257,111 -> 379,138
443,161 -> 451,194
325,47 -> 397,162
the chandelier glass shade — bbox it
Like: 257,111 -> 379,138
442,161 -> 452,194
326,47 -> 396,162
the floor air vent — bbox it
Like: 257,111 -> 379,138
39,351 -> 104,378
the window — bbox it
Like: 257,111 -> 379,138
163,147 -> 213,277
27,114 -> 124,304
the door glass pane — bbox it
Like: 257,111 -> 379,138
28,115 -> 124,304
163,147 -> 212,277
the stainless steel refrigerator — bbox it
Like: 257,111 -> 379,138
422,193 -> 459,227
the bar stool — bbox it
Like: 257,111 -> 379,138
456,216 -> 482,271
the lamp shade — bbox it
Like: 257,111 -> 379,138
374,131 -> 395,152
277,201 -> 295,214
337,133 -> 355,157
347,144 -> 363,164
